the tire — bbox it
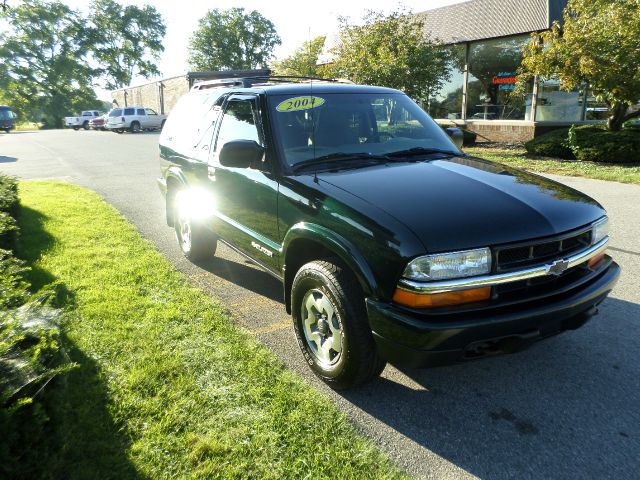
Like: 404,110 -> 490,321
114,129 -> 124,134
130,121 -> 141,133
291,260 -> 386,390
83,121 -> 89,130
173,193 -> 217,261
73,126 -> 79,131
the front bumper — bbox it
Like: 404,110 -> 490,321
367,260 -> 620,368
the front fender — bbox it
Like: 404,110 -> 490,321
282,222 -> 381,312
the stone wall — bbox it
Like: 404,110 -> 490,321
111,75 -> 190,115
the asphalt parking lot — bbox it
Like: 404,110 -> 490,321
1,129 -> 639,479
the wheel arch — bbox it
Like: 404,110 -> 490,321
282,223 -> 379,314
164,168 -> 188,227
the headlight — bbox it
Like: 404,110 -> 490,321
592,217 -> 609,245
402,247 -> 491,282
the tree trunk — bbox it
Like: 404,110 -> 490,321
607,102 -> 628,131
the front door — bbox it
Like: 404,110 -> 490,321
208,94 -> 280,273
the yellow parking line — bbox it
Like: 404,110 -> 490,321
251,320 -> 291,335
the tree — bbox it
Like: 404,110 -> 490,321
89,0 -> 166,89
517,0 -> 640,131
328,10 -> 453,103
188,8 -> 281,71
0,0 -> 101,127
270,36 -> 328,77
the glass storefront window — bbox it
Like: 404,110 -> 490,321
466,35 -> 532,120
535,79 -> 585,122
428,45 -> 465,120
585,90 -> 610,120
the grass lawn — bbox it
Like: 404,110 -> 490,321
465,146 -> 640,186
16,181 -> 404,480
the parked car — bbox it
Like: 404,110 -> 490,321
157,75 -> 619,390
106,106 -> 166,133
89,113 -> 108,131
0,105 -> 16,132
65,110 -> 101,130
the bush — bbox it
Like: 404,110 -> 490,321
568,125 -> 640,163
525,128 -> 574,159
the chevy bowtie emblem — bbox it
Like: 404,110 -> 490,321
546,259 -> 570,276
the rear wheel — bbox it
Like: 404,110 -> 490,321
114,129 -> 124,134
130,121 -> 141,133
173,193 -> 217,261
292,260 -> 386,390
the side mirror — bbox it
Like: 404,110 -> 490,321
219,140 -> 265,168
445,127 -> 464,150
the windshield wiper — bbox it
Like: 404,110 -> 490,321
292,152 -> 392,172
386,147 -> 462,159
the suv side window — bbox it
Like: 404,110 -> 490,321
124,108 -> 135,116
145,108 -> 157,116
214,99 -> 261,154
136,108 -> 146,116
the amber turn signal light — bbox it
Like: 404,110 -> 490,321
393,286 -> 492,308
588,252 -> 606,269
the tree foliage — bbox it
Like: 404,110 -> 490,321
517,0 -> 640,130
328,10 -> 453,102
188,8 -> 281,72
0,0 -> 100,127
270,36 -> 328,78
89,0 -> 166,90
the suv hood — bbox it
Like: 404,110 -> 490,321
317,156 -> 604,253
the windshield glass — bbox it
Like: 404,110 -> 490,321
0,109 -> 14,121
268,92 -> 460,168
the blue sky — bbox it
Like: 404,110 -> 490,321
61,0 -> 465,98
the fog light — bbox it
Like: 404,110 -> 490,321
392,287 -> 491,308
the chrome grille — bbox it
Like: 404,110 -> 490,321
495,229 -> 592,273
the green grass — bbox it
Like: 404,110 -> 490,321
465,146 -> 640,185
16,181 -> 404,480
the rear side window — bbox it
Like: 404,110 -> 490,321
109,109 -> 122,117
160,90 -> 224,157
124,108 -> 135,116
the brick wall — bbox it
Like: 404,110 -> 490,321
465,122 -> 536,143
111,75 -> 190,115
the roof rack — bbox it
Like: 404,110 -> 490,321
191,73 -> 354,91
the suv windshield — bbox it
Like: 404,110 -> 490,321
0,109 -> 13,121
268,92 -> 460,168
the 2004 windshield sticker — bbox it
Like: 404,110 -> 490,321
276,96 -> 325,113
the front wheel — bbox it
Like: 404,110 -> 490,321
73,126 -> 79,131
173,195 -> 217,261
292,260 -> 386,390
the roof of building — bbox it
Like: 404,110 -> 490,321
418,0 -> 568,44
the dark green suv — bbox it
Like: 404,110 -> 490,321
158,74 -> 619,389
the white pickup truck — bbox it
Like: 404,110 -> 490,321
64,110 -> 101,130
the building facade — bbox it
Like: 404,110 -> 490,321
420,0 -> 611,142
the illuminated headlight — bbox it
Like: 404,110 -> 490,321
402,247 -> 491,282
592,217 -> 609,245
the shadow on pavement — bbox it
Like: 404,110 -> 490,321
194,255 -> 283,303
341,297 -> 640,478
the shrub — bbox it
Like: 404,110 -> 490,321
568,125 -> 640,163
0,175 -> 19,250
525,128 -> 574,159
